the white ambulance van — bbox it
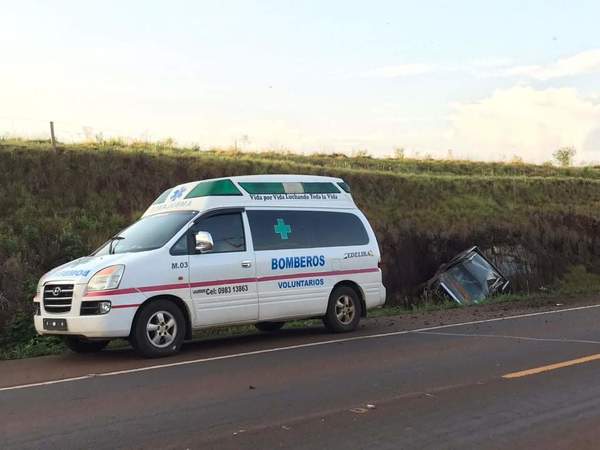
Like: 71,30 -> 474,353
34,175 -> 386,357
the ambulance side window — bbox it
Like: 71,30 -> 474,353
191,212 -> 246,254
170,233 -> 189,255
247,210 -> 368,251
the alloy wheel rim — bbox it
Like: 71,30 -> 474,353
335,295 -> 355,325
146,311 -> 177,348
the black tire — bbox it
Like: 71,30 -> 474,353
323,286 -> 362,333
63,336 -> 110,353
255,321 -> 285,332
130,300 -> 186,358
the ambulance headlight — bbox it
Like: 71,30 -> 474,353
87,265 -> 125,292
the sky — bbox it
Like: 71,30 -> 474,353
1,0 -> 600,163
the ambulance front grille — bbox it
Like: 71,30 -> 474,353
43,284 -> 74,313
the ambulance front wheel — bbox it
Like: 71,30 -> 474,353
130,300 -> 186,358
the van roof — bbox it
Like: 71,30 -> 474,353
142,175 -> 356,217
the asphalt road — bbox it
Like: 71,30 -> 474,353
3,303 -> 600,449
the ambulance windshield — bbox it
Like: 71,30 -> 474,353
94,211 -> 197,255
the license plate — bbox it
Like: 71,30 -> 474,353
43,318 -> 68,331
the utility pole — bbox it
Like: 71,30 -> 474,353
49,121 -> 57,151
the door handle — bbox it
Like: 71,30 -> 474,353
241,260 -> 252,268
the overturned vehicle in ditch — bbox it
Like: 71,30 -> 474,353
424,246 -> 510,305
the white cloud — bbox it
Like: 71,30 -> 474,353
362,63 -> 433,78
500,49 -> 600,80
470,57 -> 514,69
446,86 -> 600,163
363,49 -> 600,81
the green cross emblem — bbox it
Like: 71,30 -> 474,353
274,218 -> 292,240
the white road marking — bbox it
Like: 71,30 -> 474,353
417,331 -> 600,345
2,303 -> 600,393
0,375 -> 92,392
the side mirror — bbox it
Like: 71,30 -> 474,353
194,231 -> 214,253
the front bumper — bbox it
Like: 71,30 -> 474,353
34,310 -> 135,338
34,283 -> 145,338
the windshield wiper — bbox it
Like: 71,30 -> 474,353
108,236 -> 125,255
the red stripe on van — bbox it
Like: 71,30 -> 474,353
190,277 -> 257,288
138,283 -> 189,293
83,267 -> 379,297
258,267 -> 379,282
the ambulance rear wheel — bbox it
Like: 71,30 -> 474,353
131,300 -> 186,358
323,286 -> 362,333
255,321 -> 285,332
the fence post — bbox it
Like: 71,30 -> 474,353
49,121 -> 57,151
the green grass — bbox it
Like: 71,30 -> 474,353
0,312 -> 64,359
3,139 -> 600,358
553,265 -> 600,296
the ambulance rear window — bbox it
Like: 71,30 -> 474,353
337,182 -> 351,193
186,179 -> 242,198
239,182 -> 340,195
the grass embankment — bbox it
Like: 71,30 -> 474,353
2,139 -> 600,359
248,150 -> 600,178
